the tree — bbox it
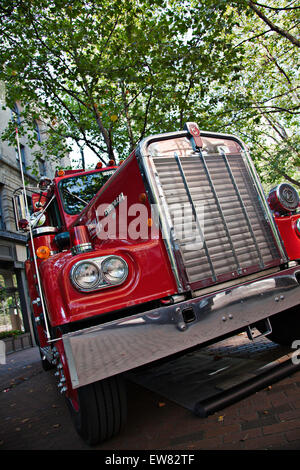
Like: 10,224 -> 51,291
1,0 -> 298,189
187,0 -> 300,189
0,0 -> 243,168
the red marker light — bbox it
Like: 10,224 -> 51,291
18,219 -> 29,230
70,225 -> 93,255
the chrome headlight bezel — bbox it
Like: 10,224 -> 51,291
101,256 -> 129,285
70,255 -> 128,292
71,261 -> 101,291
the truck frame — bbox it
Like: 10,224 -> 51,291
14,123 -> 300,445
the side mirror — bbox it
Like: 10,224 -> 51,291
30,210 -> 46,228
13,191 -> 29,232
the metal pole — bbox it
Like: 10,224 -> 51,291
15,128 -> 51,341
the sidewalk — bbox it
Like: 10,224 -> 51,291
0,346 -> 41,393
0,340 -> 300,451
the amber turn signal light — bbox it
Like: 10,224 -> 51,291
139,193 -> 147,204
36,246 -> 51,259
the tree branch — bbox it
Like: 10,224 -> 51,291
120,80 -> 135,151
139,85 -> 153,143
233,28 -> 272,49
238,130 -> 300,188
247,1 -> 300,47
249,1 -> 300,11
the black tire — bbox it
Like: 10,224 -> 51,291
258,306 -> 300,346
66,375 -> 127,446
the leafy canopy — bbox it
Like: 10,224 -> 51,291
0,0 -> 299,188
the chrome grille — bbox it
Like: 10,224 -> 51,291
149,136 -> 282,289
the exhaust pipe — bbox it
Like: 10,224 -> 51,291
194,357 -> 300,418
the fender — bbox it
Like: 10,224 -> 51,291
274,214 -> 300,261
38,240 -> 178,327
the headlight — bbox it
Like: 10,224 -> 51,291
72,261 -> 100,290
70,256 -> 128,292
101,256 -> 128,285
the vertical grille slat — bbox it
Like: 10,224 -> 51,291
198,149 -> 241,274
148,135 -> 283,289
174,152 -> 217,282
220,151 -> 265,269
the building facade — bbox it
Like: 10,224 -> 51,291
0,97 -> 70,343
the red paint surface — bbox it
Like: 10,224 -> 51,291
274,214 -> 300,260
34,153 -> 177,327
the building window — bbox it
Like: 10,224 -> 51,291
11,103 -> 21,126
0,186 -> 5,231
0,271 -> 24,334
35,120 -> 42,142
16,144 -> 26,173
38,159 -> 46,176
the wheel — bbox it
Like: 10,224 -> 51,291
54,330 -> 127,445
66,376 -> 127,446
257,306 -> 300,346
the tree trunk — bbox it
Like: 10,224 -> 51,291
93,104 -> 116,161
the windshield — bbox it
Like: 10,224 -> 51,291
59,169 -> 115,215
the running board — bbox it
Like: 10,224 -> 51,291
194,355 -> 300,418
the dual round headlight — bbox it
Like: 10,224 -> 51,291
71,256 -> 128,291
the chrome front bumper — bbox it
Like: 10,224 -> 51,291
63,266 -> 300,388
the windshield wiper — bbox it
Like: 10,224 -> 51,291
63,188 -> 88,206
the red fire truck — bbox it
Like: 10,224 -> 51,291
14,123 -> 300,445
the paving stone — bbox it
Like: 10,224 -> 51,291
1,334 -> 300,451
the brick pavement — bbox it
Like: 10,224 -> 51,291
0,342 -> 300,451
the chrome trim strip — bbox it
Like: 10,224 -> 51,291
63,266 -> 300,388
31,226 -> 59,237
71,243 -> 93,255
